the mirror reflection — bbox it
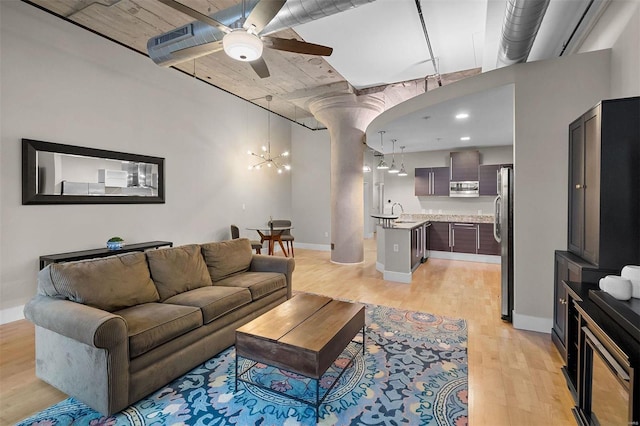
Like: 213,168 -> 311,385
22,139 -> 165,205
37,152 -> 159,197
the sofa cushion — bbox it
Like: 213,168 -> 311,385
115,303 -> 202,358
201,239 -> 252,282
38,252 -> 160,312
146,244 -> 212,301
215,272 -> 286,301
164,286 -> 252,324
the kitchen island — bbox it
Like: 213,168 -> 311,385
376,213 -> 497,283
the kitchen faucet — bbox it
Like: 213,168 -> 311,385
391,202 -> 404,215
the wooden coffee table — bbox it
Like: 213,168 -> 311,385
235,293 -> 365,421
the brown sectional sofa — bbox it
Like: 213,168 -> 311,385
24,238 -> 294,416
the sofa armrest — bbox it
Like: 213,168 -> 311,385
249,255 -> 295,298
24,295 -> 127,349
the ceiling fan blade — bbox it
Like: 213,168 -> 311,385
263,37 -> 333,56
249,57 -> 270,78
157,0 -> 230,33
244,0 -> 286,34
171,40 -> 224,61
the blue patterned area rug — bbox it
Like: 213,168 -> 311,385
18,302 -> 468,426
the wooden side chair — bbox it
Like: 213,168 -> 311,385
230,225 -> 262,254
268,219 -> 295,257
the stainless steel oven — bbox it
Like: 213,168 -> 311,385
449,181 -> 479,197
577,321 -> 635,425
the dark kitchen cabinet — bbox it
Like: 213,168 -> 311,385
552,251 -> 613,365
451,223 -> 478,254
478,163 -> 513,196
428,222 -> 450,251
450,150 -> 479,181
477,223 -> 500,255
567,97 -> 639,270
415,167 -> 449,196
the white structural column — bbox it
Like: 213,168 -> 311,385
309,93 -> 385,264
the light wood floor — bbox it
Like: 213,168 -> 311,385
0,240 -> 575,425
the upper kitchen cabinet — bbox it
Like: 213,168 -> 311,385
567,97 -> 639,270
479,163 -> 513,196
450,150 -> 479,181
415,167 -> 450,196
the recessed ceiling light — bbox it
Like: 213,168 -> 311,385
460,136 -> 471,141
455,113 -> 469,119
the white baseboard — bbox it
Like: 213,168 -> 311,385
376,261 -> 384,273
294,243 -> 331,252
427,251 -> 501,264
512,311 -> 553,333
383,270 -> 411,284
1,305 -> 25,325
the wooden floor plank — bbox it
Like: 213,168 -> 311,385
0,239 -> 575,425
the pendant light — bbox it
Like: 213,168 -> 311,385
398,146 -> 408,176
388,139 -> 399,174
248,95 -> 290,173
376,131 -> 389,170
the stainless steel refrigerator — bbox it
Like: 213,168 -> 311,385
494,167 -> 514,322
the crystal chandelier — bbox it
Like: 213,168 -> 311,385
248,95 -> 290,173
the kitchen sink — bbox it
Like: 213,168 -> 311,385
394,220 -> 417,223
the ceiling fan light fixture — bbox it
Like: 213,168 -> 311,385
223,30 -> 263,62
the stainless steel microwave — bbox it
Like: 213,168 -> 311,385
449,181 -> 479,197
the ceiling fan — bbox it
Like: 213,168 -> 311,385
156,0 -> 334,78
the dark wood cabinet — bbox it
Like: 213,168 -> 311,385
552,251 -> 613,364
450,150 -> 479,181
477,223 -> 500,255
567,97 -> 640,270
428,222 -> 450,251
415,167 -> 449,196
478,163 -> 513,196
451,223 -> 478,254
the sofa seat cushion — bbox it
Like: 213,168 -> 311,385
215,272 -> 285,301
146,244 -> 213,301
38,252 -> 160,312
163,286 -> 252,324
115,303 -> 202,358
201,239 -> 252,282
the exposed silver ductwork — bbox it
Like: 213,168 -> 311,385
497,0 -> 550,68
261,0 -> 375,34
148,0 -> 376,67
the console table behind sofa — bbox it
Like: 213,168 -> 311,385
39,241 -> 173,269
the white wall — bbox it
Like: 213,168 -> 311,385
0,2 -> 292,322
291,126 -> 331,249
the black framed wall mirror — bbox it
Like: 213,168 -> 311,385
22,139 -> 165,205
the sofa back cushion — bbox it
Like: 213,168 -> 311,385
38,252 -> 160,312
201,238 -> 252,282
146,244 -> 212,301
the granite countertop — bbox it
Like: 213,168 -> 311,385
401,213 -> 495,224
377,212 -> 495,229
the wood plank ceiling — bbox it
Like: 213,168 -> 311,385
27,0 -> 353,128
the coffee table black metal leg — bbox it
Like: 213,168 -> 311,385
235,351 -> 238,392
362,326 -> 366,355
316,379 -> 320,423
